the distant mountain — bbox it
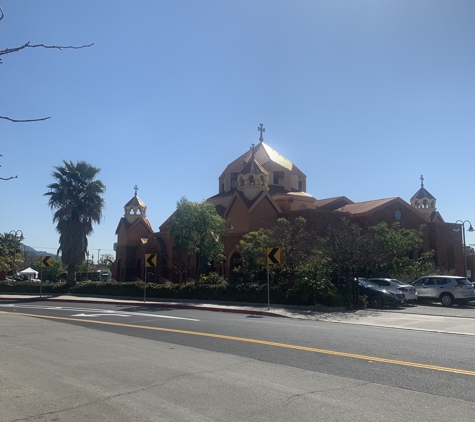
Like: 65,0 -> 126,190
21,245 -> 60,268
22,244 -> 59,258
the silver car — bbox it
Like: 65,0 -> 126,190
369,278 -> 417,302
412,276 -> 475,306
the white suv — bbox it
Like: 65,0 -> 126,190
412,276 -> 475,306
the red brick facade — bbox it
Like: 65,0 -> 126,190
113,141 -> 464,281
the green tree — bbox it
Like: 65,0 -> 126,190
367,222 -> 431,278
44,160 -> 105,286
0,232 -> 24,274
99,253 -> 114,270
268,217 -> 313,281
168,197 -> 225,280
31,257 -> 65,282
235,229 -> 269,281
235,217 -> 314,284
321,217 -> 367,275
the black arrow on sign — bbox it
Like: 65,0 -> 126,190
146,254 -> 156,267
41,256 -> 52,267
267,248 -> 280,264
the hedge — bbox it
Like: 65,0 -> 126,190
0,280 -> 351,307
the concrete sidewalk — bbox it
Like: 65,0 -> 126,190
2,293 -> 475,336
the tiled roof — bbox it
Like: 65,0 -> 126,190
241,156 -> 269,175
125,195 -> 146,208
314,196 -> 351,207
411,187 -> 436,201
335,197 -> 398,215
223,142 -> 305,176
215,204 -> 226,217
115,216 -> 153,235
261,143 -> 293,171
268,185 -> 299,195
208,188 -> 236,200
287,191 -> 314,197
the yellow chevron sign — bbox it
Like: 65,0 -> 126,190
145,254 -> 157,267
267,248 -> 281,264
41,256 -> 52,267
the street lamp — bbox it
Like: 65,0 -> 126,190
9,230 -> 24,279
453,220 -> 474,277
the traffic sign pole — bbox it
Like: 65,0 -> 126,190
267,262 -> 270,310
266,247 -> 281,310
40,256 -> 52,299
144,253 -> 157,303
144,265 -> 147,303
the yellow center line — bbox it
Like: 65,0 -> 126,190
4,311 -> 475,376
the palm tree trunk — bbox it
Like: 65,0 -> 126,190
67,262 -> 76,286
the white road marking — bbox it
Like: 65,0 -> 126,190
71,313 -> 129,317
0,304 -> 200,321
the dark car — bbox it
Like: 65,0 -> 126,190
358,278 -> 405,308
369,278 -> 418,302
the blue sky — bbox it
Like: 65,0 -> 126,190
1,0 -> 475,261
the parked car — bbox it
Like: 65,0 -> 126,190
412,276 -> 475,306
358,279 -> 405,308
369,278 -> 417,303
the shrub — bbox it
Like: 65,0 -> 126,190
0,278 -> 347,307
198,272 -> 227,285
0,281 -> 69,294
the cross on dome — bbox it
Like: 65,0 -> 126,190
258,123 -> 265,143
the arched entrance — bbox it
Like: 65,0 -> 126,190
229,252 -> 242,275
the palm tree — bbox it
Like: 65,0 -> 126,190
44,160 -> 105,285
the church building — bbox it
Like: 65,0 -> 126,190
113,127 -> 464,282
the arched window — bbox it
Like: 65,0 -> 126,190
230,252 -> 242,274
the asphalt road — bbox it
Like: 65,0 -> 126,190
2,300 -> 475,421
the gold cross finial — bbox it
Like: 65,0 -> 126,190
258,123 -> 265,142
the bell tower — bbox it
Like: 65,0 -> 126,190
410,175 -> 437,218
124,184 -> 147,224
236,144 -> 269,200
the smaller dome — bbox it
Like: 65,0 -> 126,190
410,175 -> 436,215
125,195 -> 146,210
124,186 -> 147,223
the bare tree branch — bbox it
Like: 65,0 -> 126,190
0,154 -> 18,181
0,42 -> 94,63
0,7 -> 93,181
0,115 -> 51,122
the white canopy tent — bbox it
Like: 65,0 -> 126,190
19,267 -> 39,280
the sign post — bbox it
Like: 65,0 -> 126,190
40,255 -> 52,298
266,248 -> 281,310
144,254 -> 157,303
